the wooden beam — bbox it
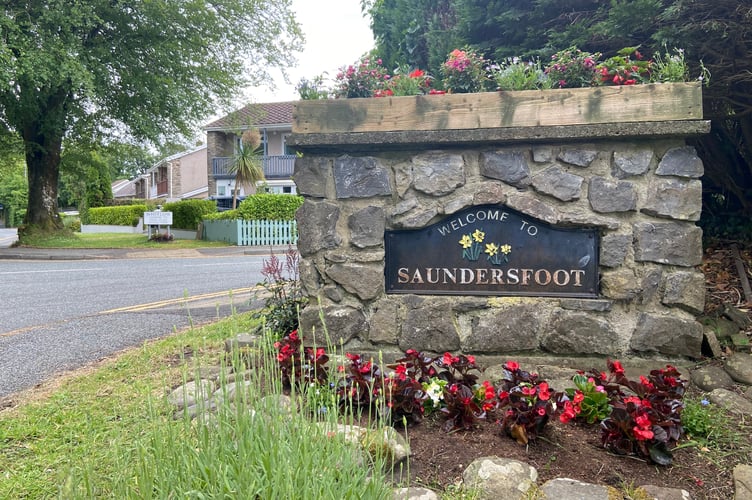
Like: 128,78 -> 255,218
293,82 -> 703,135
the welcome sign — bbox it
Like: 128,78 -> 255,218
385,205 -> 599,298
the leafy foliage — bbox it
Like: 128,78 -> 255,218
86,205 -> 148,227
274,330 -> 329,388
162,199 -> 218,230
236,194 -> 304,221
563,374 -> 612,424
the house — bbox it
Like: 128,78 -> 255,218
111,178 -> 138,201
203,101 -> 297,198
134,145 -> 208,201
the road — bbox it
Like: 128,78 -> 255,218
0,228 -> 17,248
0,254 -> 268,398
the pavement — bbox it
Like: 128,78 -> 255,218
0,244 -> 294,260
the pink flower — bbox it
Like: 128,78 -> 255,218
633,426 -> 654,441
611,360 -> 625,375
537,382 -> 551,401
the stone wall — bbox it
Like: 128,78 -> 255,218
291,126 -> 708,364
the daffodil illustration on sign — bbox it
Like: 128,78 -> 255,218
459,229 -> 511,264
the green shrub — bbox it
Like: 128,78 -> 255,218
87,205 -> 148,226
163,199 -> 217,230
203,209 -> 240,221
236,194 -> 303,221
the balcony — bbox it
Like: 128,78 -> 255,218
212,155 -> 296,179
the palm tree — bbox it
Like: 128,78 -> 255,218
229,128 -> 265,209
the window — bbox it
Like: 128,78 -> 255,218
217,185 -> 226,196
283,133 -> 294,155
283,186 -> 292,194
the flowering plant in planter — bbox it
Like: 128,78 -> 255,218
597,46 -> 651,86
334,57 -> 391,98
497,361 -> 564,444
386,65 -> 433,96
545,47 -> 602,89
489,57 -> 552,91
441,47 -> 490,93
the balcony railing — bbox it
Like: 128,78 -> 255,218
212,155 -> 296,179
156,179 -> 168,196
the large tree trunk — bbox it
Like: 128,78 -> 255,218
20,88 -> 69,234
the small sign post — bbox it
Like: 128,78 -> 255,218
143,207 -> 173,239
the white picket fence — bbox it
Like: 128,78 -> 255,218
237,219 -> 297,246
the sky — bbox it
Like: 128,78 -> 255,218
247,0 -> 375,102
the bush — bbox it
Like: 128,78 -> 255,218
163,199 -> 217,230
236,194 -> 303,221
87,205 -> 148,226
203,209 -> 239,221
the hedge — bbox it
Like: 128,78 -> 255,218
236,194 -> 303,220
87,205 -> 148,226
163,199 -> 217,230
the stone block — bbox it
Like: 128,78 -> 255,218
558,148 -> 598,167
348,206 -> 385,248
479,150 -> 531,188
662,271 -> 706,314
588,176 -> 637,213
334,155 -> 391,198
462,305 -> 542,353
612,148 -> 653,178
542,311 -> 619,355
599,233 -> 631,268
326,262 -> 383,301
412,152 -> 465,196
657,146 -> 704,178
642,178 -> 702,221
600,269 -> 640,300
399,297 -> 460,352
293,156 -> 331,198
531,166 -> 583,202
300,304 -> 367,346
295,200 -> 341,256
633,222 -> 702,267
630,313 -> 703,358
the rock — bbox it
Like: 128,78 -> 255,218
224,333 -> 261,353
361,426 -> 411,465
637,484 -> 693,499
734,464 -> 752,500
299,304 -> 367,346
412,152 -> 465,196
462,456 -> 538,500
392,487 -> 439,500
259,394 -> 294,416
630,313 -> 703,358
479,150 -> 531,188
542,312 -> 618,355
326,262 -> 383,301
707,388 -> 752,416
656,146 -> 703,178
349,206 -> 385,248
399,297 -> 460,352
223,368 -> 254,385
661,271 -> 706,315
212,380 -> 255,408
588,177 -> 637,213
173,400 -> 217,420
558,148 -> 598,167
293,156 -> 332,198
463,304 -> 542,353
530,166 -> 583,202
612,148 -> 653,178
334,155 -> 391,198
633,222 -> 703,267
167,379 -> 215,410
295,200 -> 341,256
722,304 -> 752,329
690,366 -> 735,392
702,329 -> 724,359
541,478 -> 617,499
599,233 -> 631,268
642,178 -> 702,221
724,354 -> 752,385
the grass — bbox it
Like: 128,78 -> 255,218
0,311 -> 394,499
16,231 -> 231,249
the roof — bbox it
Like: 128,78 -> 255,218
149,145 -> 207,172
203,101 -> 294,131
111,178 -> 137,198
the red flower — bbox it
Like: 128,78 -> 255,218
521,386 -> 536,397
395,364 -> 407,381
537,407 -> 546,416
611,360 -> 625,375
633,426 -> 654,441
635,414 -> 652,429
482,380 -> 495,400
624,396 -> 642,405
497,390 -> 509,401
467,355 -> 476,364
573,390 -> 585,404
409,69 -> 425,78
315,347 -> 326,359
559,401 -> 577,423
428,89 -> 446,95
537,382 -> 551,401
505,361 -> 519,371
639,375 -> 655,390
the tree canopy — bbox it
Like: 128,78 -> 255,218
0,0 -> 302,237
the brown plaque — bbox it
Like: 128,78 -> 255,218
385,205 -> 599,297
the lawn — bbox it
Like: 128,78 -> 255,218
17,231 -> 232,249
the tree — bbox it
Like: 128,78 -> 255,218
0,0 -> 302,239
229,129 -> 265,209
